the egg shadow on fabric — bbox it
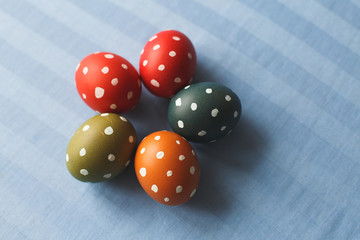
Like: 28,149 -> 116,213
184,113 -> 268,216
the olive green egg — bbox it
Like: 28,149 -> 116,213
168,82 -> 241,142
66,113 -> 137,182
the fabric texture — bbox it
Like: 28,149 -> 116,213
1,0 -> 360,239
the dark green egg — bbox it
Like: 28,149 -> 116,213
168,82 -> 241,142
66,113 -> 137,182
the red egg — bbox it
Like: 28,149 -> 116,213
135,131 -> 200,206
75,52 -> 141,113
139,30 -> 197,98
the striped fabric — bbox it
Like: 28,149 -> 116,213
1,0 -> 359,239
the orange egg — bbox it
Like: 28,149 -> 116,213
135,131 -> 200,206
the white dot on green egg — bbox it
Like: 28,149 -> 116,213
151,184 -> 158,193
190,189 -> 197,198
108,154 -> 115,161
129,136 -> 134,143
225,95 -> 232,101
190,103 -> 197,111
80,169 -> 88,176
198,130 -> 207,136
211,108 -> 219,117
205,88 -> 212,94
82,125 -> 90,131
179,155 -> 185,161
234,111 -> 238,118
176,185 -> 183,193
190,166 -> 195,175
120,116 -> 127,122
66,154 -> 69,162
178,120 -> 184,128
139,167 -> 146,177
79,148 -> 86,156
104,126 -> 113,135
175,98 -> 182,106
156,151 -> 164,159
184,85 -> 190,89
101,113 -> 109,116
103,173 -> 112,178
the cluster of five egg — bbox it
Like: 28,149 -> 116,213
67,30 -> 241,206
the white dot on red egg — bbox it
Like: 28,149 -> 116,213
169,51 -> 176,57
111,78 -> 118,86
141,49 -> 144,54
158,64 -> 165,71
150,79 -> 160,87
151,184 -> 158,193
110,104 -> 117,110
190,166 -> 195,175
149,35 -> 158,41
82,67 -> 88,75
143,60 -> 148,66
174,77 -> 181,83
190,189 -> 197,197
176,185 -> 183,193
172,36 -> 181,41
164,197 -> 170,202
167,170 -> 172,177
122,64 -> 128,70
82,93 -> 86,99
188,52 -> 192,59
153,44 -> 160,50
179,155 -> 185,161
192,150 -> 195,156
156,151 -> 164,159
76,64 -> 80,71
176,140 -> 180,144
101,66 -> 109,74
95,87 -> 105,98
104,54 -> 114,59
127,91 -> 133,100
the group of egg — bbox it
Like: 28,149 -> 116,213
66,30 -> 242,206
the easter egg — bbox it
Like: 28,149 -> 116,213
168,82 -> 241,142
75,52 -> 141,113
135,131 -> 200,205
66,113 -> 137,182
139,30 -> 196,98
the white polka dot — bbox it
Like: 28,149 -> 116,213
76,63 -> 80,71
108,154 -> 115,161
174,77 -> 181,83
198,130 -> 207,136
192,150 -> 195,156
150,79 -> 160,87
176,185 -> 183,193
103,173 -> 112,178
164,197 -> 170,202
158,64 -> 165,71
104,54 -> 114,59
110,104 -> 117,110
172,36 -> 181,41
221,126 -> 227,131
176,140 -> 180,144
149,35 -> 157,41
82,93 -> 86,99
140,148 -> 145,154
225,95 -> 232,101
82,125 -> 90,131
188,52 -> 192,59
151,184 -> 158,193
66,153 -> 69,162
234,111 -> 239,118
101,66 -> 109,74
122,64 -> 128,70
190,189 -> 197,198
175,98 -> 182,106
125,160 -> 130,167
210,140 -> 216,143
156,151 -> 164,159
139,167 -> 146,177
179,155 -> 185,161
111,78 -> 118,86
127,91 -> 133,100
206,88 -> 212,94
154,136 -> 160,140
82,67 -> 88,75
191,103 -> 197,111
167,170 -> 173,177
80,169 -> 88,176
169,51 -> 176,57
141,49 -> 144,55
104,126 -> 114,135
101,113 -> 109,116
211,108 -> 219,117
143,60 -> 148,66
120,116 -> 127,122
153,44 -> 160,50
129,136 -> 134,143
95,87 -> 105,98
190,166 -> 195,175
178,120 -> 184,128
184,85 -> 190,89
80,148 -> 86,156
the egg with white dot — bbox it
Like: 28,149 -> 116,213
66,113 -> 137,182
168,82 -> 241,142
135,131 -> 200,206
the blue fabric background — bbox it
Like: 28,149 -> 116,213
1,0 -> 360,239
